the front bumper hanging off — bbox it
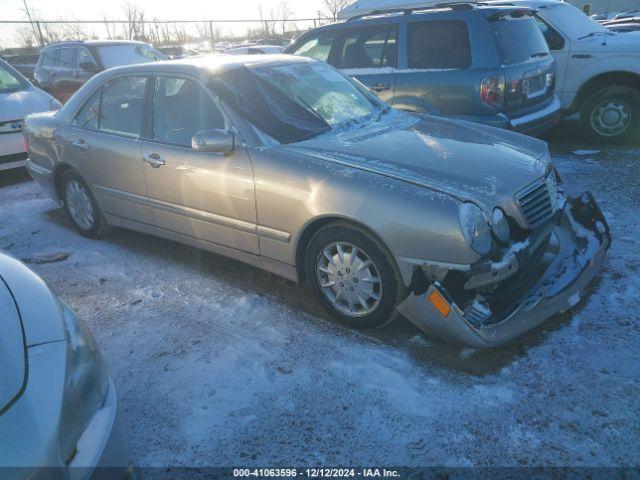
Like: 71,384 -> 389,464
397,192 -> 611,348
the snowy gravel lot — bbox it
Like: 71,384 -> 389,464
1,123 -> 639,470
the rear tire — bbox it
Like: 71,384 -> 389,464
579,85 -> 640,144
305,222 -> 403,330
61,170 -> 108,238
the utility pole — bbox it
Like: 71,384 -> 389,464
22,0 -> 44,47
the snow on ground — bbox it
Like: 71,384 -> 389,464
0,129 -> 639,469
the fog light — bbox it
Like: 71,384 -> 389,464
428,290 -> 451,317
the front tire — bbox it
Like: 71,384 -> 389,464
305,222 -> 403,330
579,85 -> 640,143
61,170 -> 108,238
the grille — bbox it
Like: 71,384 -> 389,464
516,174 -> 558,228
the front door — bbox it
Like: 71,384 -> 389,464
63,75 -> 153,225
140,75 -> 258,254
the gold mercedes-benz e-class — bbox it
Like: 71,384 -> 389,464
24,55 -> 610,347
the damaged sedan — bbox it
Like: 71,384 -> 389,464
24,55 -> 610,347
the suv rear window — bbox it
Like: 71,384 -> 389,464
408,20 -> 471,69
491,15 -> 550,65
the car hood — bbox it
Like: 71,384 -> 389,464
574,31 -> 640,53
287,111 -> 550,210
0,275 -> 26,414
0,87 -> 53,123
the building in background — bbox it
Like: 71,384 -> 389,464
563,0 -> 639,15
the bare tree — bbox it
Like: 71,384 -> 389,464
279,1 -> 294,35
123,2 -> 147,41
101,11 -> 117,39
321,0 -> 354,21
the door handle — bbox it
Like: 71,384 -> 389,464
143,152 -> 165,168
371,82 -> 391,92
71,138 -> 88,151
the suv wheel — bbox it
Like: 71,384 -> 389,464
61,170 -> 108,238
305,222 -> 403,330
580,85 -> 640,143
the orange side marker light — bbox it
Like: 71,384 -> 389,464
428,290 -> 451,317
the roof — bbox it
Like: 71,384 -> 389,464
42,39 -> 150,50
106,53 -> 312,76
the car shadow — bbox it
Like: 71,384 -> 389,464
42,204 -> 601,377
0,168 -> 32,187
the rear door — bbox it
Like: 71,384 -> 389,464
489,11 -> 556,117
52,47 -> 77,103
64,74 -> 153,224
394,19 -> 474,114
333,25 -> 399,103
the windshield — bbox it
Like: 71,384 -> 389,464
96,44 -> 167,69
0,61 -> 30,94
211,61 -> 385,144
539,2 -> 605,40
491,15 -> 550,65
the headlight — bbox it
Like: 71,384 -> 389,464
491,207 -> 511,244
459,202 -> 492,255
57,300 -> 109,463
49,98 -> 63,110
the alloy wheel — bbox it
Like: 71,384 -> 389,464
65,180 -> 95,230
315,241 -> 382,317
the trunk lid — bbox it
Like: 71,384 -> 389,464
0,276 -> 26,415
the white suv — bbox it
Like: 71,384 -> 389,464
497,0 -> 640,143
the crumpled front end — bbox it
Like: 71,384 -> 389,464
397,192 -> 611,348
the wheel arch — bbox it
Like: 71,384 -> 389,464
53,163 -> 79,200
571,71 -> 640,113
294,215 -> 409,287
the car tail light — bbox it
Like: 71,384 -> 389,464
480,74 -> 505,109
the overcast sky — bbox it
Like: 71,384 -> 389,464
0,0 -> 330,48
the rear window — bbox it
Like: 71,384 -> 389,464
407,20 -> 471,70
491,15 -> 550,65
95,44 -> 166,69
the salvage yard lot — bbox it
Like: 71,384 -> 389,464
1,124 -> 639,468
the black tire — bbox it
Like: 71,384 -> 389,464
305,222 -> 404,330
579,85 -> 640,144
60,170 -> 108,238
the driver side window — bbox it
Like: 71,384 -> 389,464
535,16 -> 565,50
152,76 -> 225,147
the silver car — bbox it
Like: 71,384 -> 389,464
0,252 -> 135,479
24,55 -> 610,348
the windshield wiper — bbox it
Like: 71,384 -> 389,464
294,96 -> 330,128
376,105 -> 391,122
577,30 -> 612,40
530,52 -> 549,58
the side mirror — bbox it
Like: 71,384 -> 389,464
79,62 -> 99,72
192,129 -> 235,154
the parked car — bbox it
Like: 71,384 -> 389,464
590,11 -> 623,23
605,22 -> 640,33
611,9 -> 640,21
225,45 -> 285,55
286,3 -> 561,136
24,55 -> 610,347
0,251 -> 135,478
0,59 -> 61,172
159,45 -> 200,59
4,54 -> 40,81
34,40 -> 166,103
490,0 -> 640,143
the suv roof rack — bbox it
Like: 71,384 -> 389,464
346,2 -> 477,21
